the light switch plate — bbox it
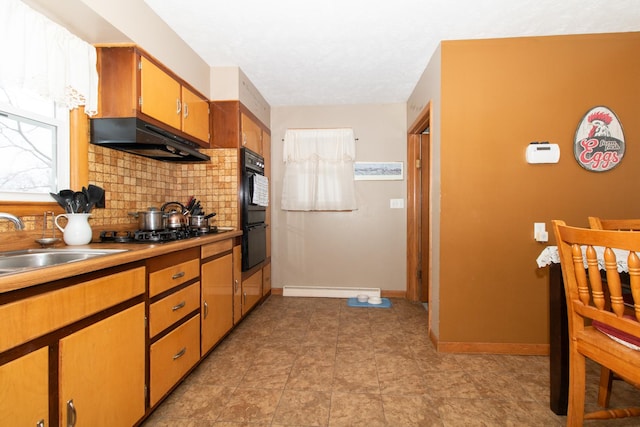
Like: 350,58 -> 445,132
534,222 -> 548,242
390,199 -> 404,209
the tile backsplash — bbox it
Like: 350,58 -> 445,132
0,146 -> 238,234
88,145 -> 239,229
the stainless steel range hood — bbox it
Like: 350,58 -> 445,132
90,118 -> 210,162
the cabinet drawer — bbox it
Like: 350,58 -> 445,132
0,267 -> 145,353
201,239 -> 232,259
149,258 -> 199,297
149,282 -> 200,337
149,314 -> 200,406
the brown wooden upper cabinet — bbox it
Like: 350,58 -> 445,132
95,46 -> 210,147
211,100 -> 269,154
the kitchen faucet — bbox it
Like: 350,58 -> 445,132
0,212 -> 25,230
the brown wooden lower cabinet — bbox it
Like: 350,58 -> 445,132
243,268 -> 262,316
59,303 -> 146,427
201,251 -> 234,355
0,346 -> 49,426
0,235 -> 272,426
263,262 -> 271,296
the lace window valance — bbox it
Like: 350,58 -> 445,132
0,0 -> 99,115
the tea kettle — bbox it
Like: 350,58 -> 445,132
161,201 -> 187,229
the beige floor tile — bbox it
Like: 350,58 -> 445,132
238,361 -> 293,389
216,387 -> 282,424
437,397 -> 508,426
143,296 -> 640,426
272,389 -> 331,426
329,392 -> 386,427
422,370 -> 483,399
381,393 -> 444,426
286,362 -> 335,392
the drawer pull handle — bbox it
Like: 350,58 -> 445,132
172,271 -> 185,280
67,399 -> 77,427
235,279 -> 239,293
172,301 -> 186,311
37,420 -> 45,427
173,347 -> 187,360
204,301 -> 209,319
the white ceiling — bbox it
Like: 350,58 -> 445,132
145,1 -> 640,107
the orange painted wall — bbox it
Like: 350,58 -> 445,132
438,32 -> 640,346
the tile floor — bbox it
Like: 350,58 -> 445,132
142,296 -> 640,426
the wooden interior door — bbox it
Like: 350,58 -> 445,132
419,129 -> 430,302
406,103 -> 431,303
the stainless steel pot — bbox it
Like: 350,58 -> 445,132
189,215 -> 208,230
161,202 -> 187,229
129,207 -> 165,231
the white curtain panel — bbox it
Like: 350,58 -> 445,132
0,0 -> 99,115
281,128 -> 357,211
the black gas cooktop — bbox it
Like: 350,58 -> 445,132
100,226 -> 218,244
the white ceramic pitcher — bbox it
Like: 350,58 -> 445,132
55,213 -> 93,245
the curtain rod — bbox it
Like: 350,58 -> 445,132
281,128 -> 359,142
282,138 -> 359,141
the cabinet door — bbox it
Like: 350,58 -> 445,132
243,269 -> 262,315
181,86 -> 210,144
59,303 -> 145,427
233,245 -> 242,324
263,262 -> 271,296
140,56 -> 181,129
0,347 -> 48,426
241,112 -> 262,154
201,253 -> 233,355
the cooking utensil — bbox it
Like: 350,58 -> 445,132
59,189 -> 75,213
86,184 -> 105,212
50,192 -> 68,211
73,191 -> 88,213
161,202 -> 187,229
129,207 -> 165,231
35,211 -> 60,247
186,196 -> 195,212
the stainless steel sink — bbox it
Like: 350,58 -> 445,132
0,248 -> 127,275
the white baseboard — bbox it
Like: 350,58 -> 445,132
282,285 -> 380,298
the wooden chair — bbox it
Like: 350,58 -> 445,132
588,216 -> 640,408
552,220 -> 640,425
588,216 -> 640,231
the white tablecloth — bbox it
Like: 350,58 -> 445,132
536,245 -> 630,273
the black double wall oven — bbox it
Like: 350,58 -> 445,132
240,148 -> 267,271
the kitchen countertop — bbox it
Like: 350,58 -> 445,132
0,229 -> 242,295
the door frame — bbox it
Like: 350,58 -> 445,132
406,102 -> 432,302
